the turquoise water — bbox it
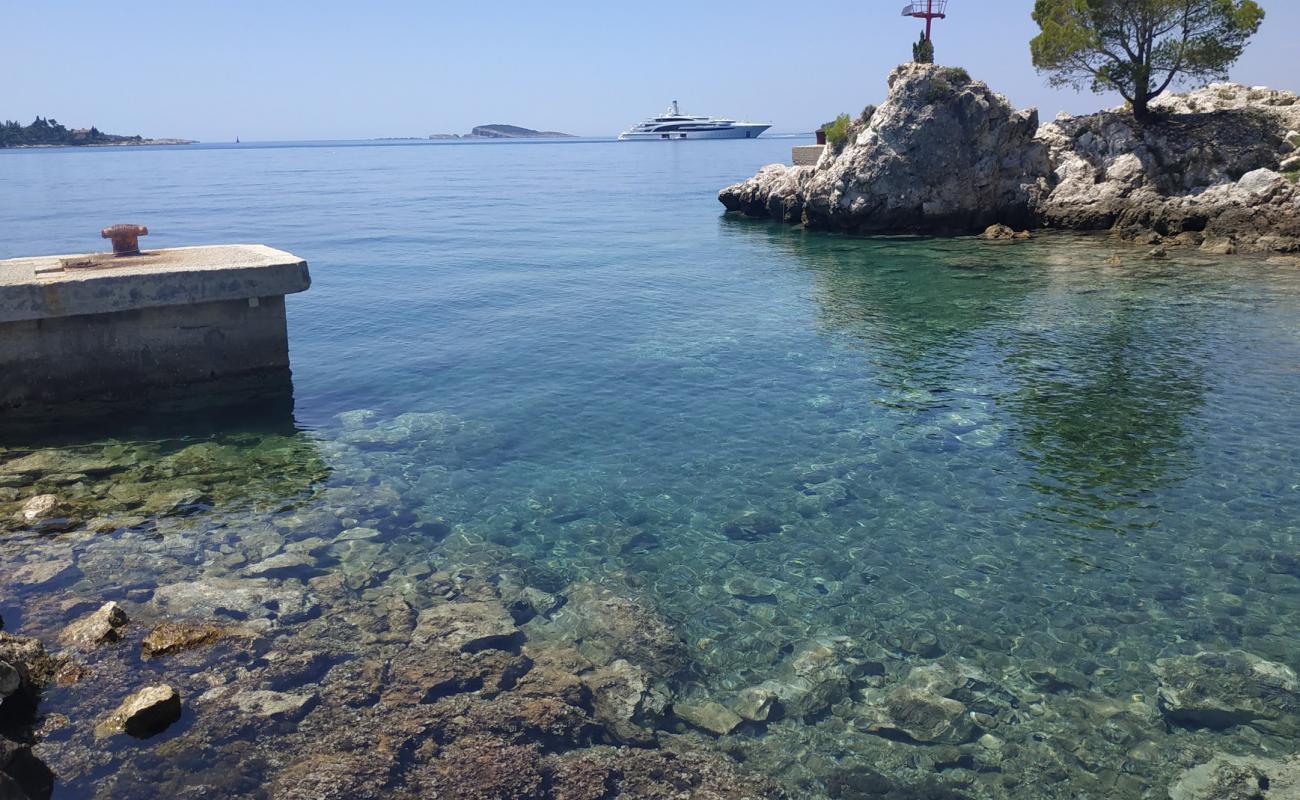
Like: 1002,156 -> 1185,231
3,139 -> 1300,797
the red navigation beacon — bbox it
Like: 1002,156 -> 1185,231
902,0 -> 949,42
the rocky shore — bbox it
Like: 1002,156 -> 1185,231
3,405 -> 1300,798
720,64 -> 1300,255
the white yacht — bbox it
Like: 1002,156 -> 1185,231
618,101 -> 770,141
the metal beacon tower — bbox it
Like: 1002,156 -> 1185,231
901,0 -> 949,43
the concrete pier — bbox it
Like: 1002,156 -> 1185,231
0,244 -> 310,408
792,145 -> 825,166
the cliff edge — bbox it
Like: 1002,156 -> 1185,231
720,66 -> 1300,253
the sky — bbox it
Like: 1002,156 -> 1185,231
5,0 -> 1298,141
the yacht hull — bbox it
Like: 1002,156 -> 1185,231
618,124 -> 771,141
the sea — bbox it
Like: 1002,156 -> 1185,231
2,137 -> 1300,798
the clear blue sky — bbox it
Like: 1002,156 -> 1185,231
6,1 -> 1297,141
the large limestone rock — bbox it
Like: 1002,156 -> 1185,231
1153,650 -> 1300,735
721,64 -> 1052,233
721,72 -> 1300,253
1036,91 -> 1300,252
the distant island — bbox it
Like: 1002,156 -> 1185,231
429,124 -> 577,140
0,117 -> 194,148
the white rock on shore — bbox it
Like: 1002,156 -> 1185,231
721,67 -> 1300,253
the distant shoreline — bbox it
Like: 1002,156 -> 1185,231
5,138 -> 197,149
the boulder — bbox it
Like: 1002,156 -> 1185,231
18,495 -> 60,524
980,223 -> 1030,240
58,601 -> 128,649
95,685 -> 182,738
1154,650 -> 1300,735
1238,168 -> 1284,195
721,64 -> 1052,233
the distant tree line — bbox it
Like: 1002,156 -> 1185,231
0,117 -> 143,148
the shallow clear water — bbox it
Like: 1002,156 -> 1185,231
3,139 -> 1300,798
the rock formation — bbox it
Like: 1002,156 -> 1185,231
1037,83 -> 1300,253
0,633 -> 57,800
721,67 -> 1300,253
721,64 -> 1052,233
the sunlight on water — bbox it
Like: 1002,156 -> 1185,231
2,140 -> 1299,798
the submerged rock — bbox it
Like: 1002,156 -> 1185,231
858,662 -> 988,745
584,658 -> 671,742
95,685 -> 182,739
152,577 -> 319,629
756,639 -> 852,719
231,689 -> 317,720
721,511 -> 783,542
1154,650 -> 1300,735
141,622 -> 225,659
19,494 -> 63,524
732,686 -> 778,722
543,745 -> 791,800
675,700 -> 743,736
11,559 -> 73,587
1169,753 -> 1300,800
58,601 -> 128,649
412,599 -> 521,653
531,582 -> 686,679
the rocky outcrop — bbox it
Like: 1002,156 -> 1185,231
721,70 -> 1300,252
1037,83 -> 1300,252
721,64 -> 1052,233
0,633 -> 57,800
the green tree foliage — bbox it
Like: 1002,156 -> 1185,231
823,114 -> 854,150
1030,0 -> 1265,121
0,117 -> 140,148
912,32 -> 935,64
